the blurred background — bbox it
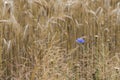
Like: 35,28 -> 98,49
0,0 -> 120,80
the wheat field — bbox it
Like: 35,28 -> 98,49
0,0 -> 120,80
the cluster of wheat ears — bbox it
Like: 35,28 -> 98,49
0,0 -> 120,80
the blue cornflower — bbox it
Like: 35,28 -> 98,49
76,38 -> 85,44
